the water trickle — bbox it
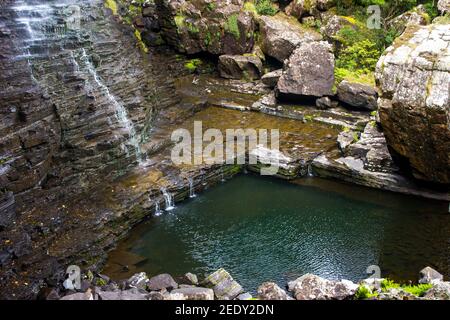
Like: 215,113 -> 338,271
307,163 -> 314,177
220,167 -> 225,182
188,177 -> 196,198
161,188 -> 175,211
154,201 -> 163,217
79,48 -> 143,164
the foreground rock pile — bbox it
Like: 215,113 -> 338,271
56,267 -> 449,300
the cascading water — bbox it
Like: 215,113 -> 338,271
154,201 -> 163,217
188,177 -> 196,198
161,188 -> 175,211
79,48 -> 143,163
307,163 -> 314,177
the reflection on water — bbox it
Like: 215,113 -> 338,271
104,174 -> 449,292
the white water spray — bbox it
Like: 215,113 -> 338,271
161,188 -> 175,211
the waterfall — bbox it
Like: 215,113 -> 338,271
188,177 -> 196,198
220,167 -> 225,182
154,201 -> 163,217
161,188 -> 175,211
79,48 -> 143,164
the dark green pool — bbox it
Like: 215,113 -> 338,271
104,174 -> 449,291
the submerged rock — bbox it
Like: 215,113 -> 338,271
218,55 -> 263,80
202,268 -> 243,300
288,274 -> 358,300
258,282 -> 293,300
375,24 -> 450,184
277,41 -> 335,99
259,13 -> 322,62
337,81 -> 378,111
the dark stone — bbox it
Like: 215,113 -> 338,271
337,81 -> 378,111
218,55 -> 263,80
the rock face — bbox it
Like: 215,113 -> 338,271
288,274 -> 358,300
0,191 -> 15,229
155,0 -> 255,55
218,55 -> 263,80
337,81 -> 378,111
277,41 -> 334,99
259,13 -> 322,62
375,24 -> 450,184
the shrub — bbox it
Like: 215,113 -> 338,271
355,285 -> 378,299
255,0 -> 278,16
402,284 -> 433,297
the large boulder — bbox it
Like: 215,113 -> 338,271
288,274 -> 358,300
155,0 -> 255,55
257,282 -> 293,300
423,281 -> 450,300
375,24 -> 450,184
147,273 -> 178,291
419,267 -> 444,284
202,268 -> 243,300
276,41 -> 335,99
218,55 -> 263,80
337,81 -> 378,111
259,13 -> 322,62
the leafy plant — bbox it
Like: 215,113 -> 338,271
402,284 -> 433,297
225,14 -> 241,39
255,0 -> 278,16
355,285 -> 378,299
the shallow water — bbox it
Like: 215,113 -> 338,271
104,174 -> 449,292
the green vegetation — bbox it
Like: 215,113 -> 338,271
402,283 -> 433,297
225,14 -> 241,39
184,58 -> 203,73
134,29 -> 149,53
355,285 -> 378,299
105,0 -> 118,15
332,0 -> 440,86
252,0 -> 278,16
381,279 -> 433,297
